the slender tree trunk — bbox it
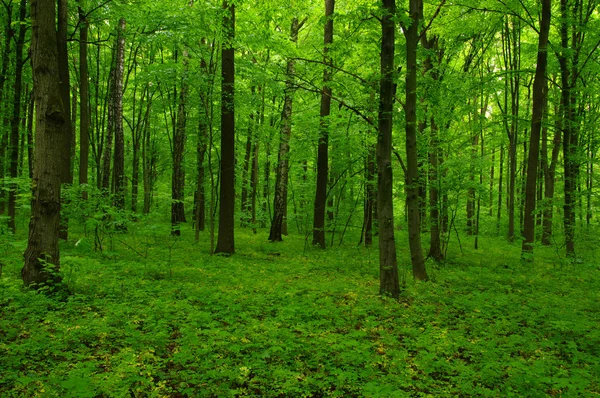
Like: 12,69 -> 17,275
269,17 -> 302,242
404,0 -> 428,280
215,0 -> 235,254
27,90 -> 34,179
78,3 -> 89,200
171,49 -> 188,235
101,61 -> 115,191
0,2 -> 13,215
22,0 -> 66,288
241,108 -> 255,226
7,0 -> 26,233
112,18 -> 126,209
497,145 -> 504,234
57,0 -> 72,240
377,0 -> 400,297
313,0 -> 335,248
521,0 -> 550,257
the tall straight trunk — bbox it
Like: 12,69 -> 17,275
112,18 -> 126,209
559,0 -> 577,257
241,109 -> 255,225
101,63 -> 115,191
142,116 -> 153,214
313,0 -> 335,248
171,49 -> 188,235
215,0 -> 235,254
377,0 -> 400,297
541,107 -> 560,245
489,150 -> 495,216
250,139 -> 259,233
364,139 -> 375,246
7,0 -> 27,233
22,0 -> 66,288
195,53 -> 210,239
57,0 -> 72,240
404,0 -> 427,280
0,3 -> 13,215
132,89 -> 151,212
466,109 -> 478,236
503,17 -> 521,242
269,17 -> 302,242
27,90 -> 34,179
497,145 -> 504,234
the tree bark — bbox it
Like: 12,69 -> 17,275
269,17 -> 301,242
172,49 -> 188,235
377,0 -> 400,298
312,0 -> 335,249
7,0 -> 27,233
521,0 -> 550,257
112,17 -> 126,209
22,0 -> 66,288
404,0 -> 428,280
215,0 -> 235,254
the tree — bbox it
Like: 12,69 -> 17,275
521,0 -> 551,258
269,17 -> 304,242
403,0 -> 427,280
22,0 -> 67,288
7,0 -> 26,233
215,0 -> 235,254
312,0 -> 335,249
377,0 -> 400,298
112,17 -> 126,209
78,0 -> 89,200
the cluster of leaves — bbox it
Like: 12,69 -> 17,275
1,224 -> 599,397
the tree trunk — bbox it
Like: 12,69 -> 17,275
269,17 -> 301,242
78,3 -> 89,200
312,0 -> 335,249
404,0 -> 428,281
241,108 -> 255,226
22,0 -> 66,288
112,17 -> 126,209
215,0 -> 235,254
171,49 -> 188,235
7,0 -> 27,233
524,58 -> 548,251
497,145 -> 504,234
376,0 -> 401,298
57,0 -> 72,240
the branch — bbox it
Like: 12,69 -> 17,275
418,0 -> 447,43
393,148 -> 408,175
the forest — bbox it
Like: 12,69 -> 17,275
1,0 -> 599,395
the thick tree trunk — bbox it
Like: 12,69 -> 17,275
79,3 -> 89,200
7,0 -> 27,233
215,0 -> 235,254
22,0 -> 66,288
376,0 -> 400,298
269,18 -> 301,242
312,0 -> 335,248
0,2 -> 13,215
112,18 -> 126,209
521,0 -> 550,257
404,0 -> 428,280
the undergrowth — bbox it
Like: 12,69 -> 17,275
1,219 -> 599,397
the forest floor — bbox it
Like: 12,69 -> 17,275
1,218 -> 599,397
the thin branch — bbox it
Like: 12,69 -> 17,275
418,0 -> 447,43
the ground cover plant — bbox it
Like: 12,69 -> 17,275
1,220 -> 599,397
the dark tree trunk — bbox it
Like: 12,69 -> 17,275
112,18 -> 126,209
241,109 -> 255,226
312,0 -> 335,249
521,1 -> 550,258
0,2 -> 13,215
57,0 -> 72,240
377,0 -> 400,298
497,145 -> 504,234
404,0 -> 428,280
78,3 -> 89,200
215,0 -> 235,254
27,90 -> 34,179
7,0 -> 27,233
22,0 -> 66,288
171,49 -> 188,235
269,17 -> 302,242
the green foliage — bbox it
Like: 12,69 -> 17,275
2,225 -> 599,396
